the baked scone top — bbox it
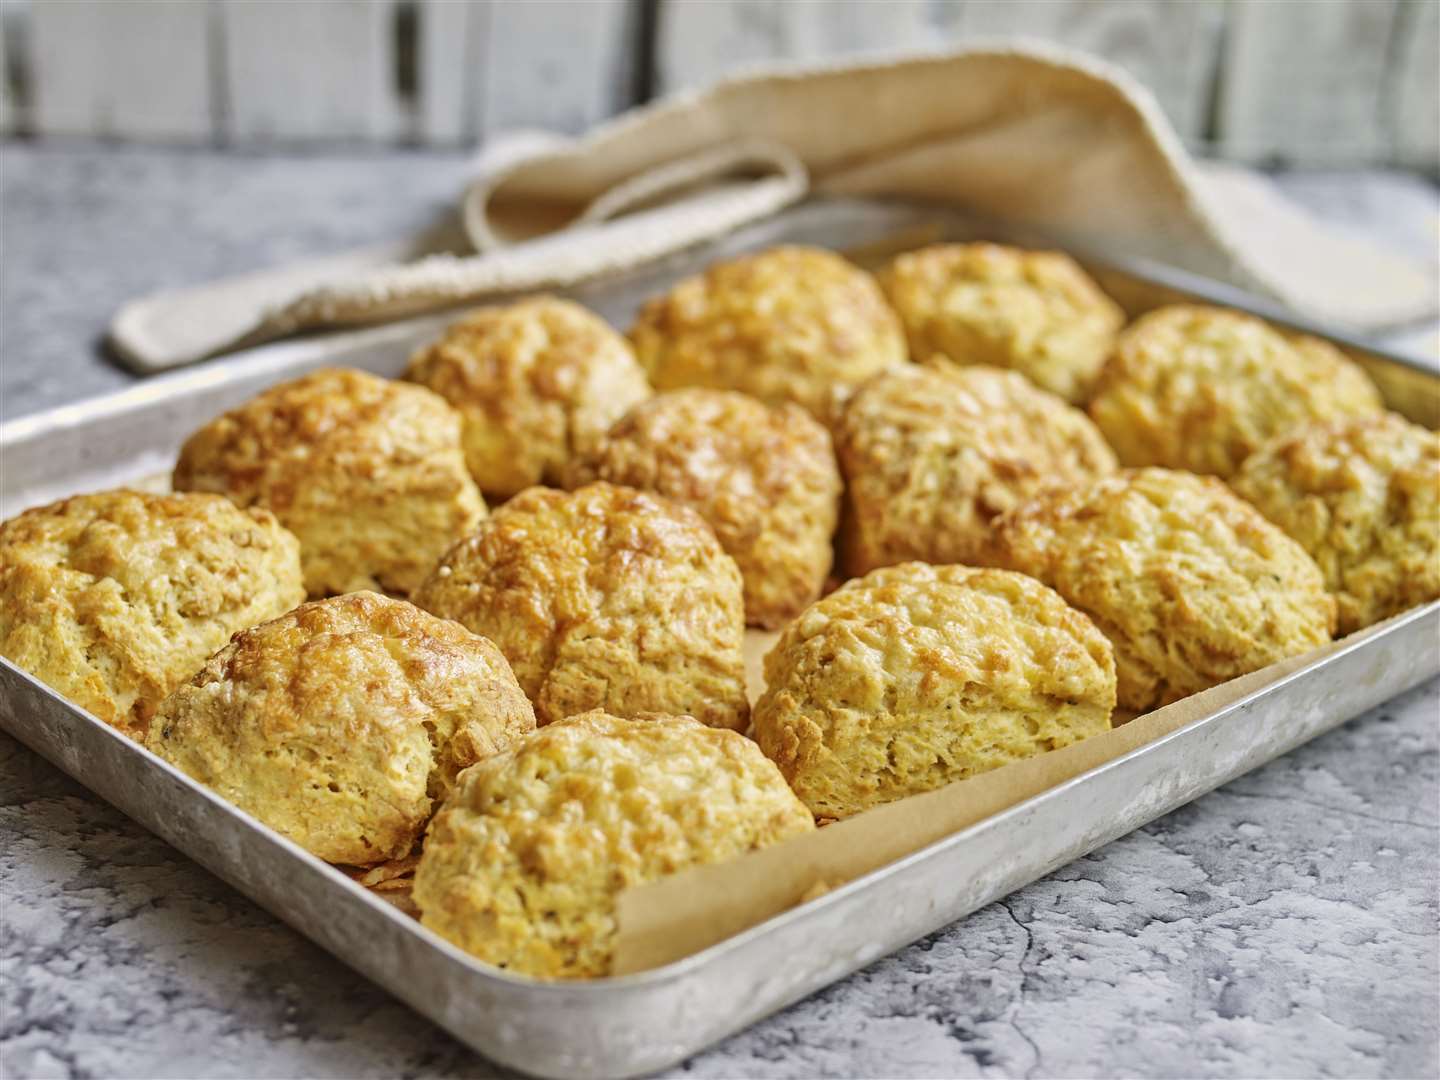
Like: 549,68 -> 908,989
414,481 -> 750,731
405,296 -> 652,500
0,489 -> 304,739
836,365 -> 1118,576
879,242 -> 1124,403
752,563 -> 1115,819
1089,305 -> 1383,477
147,591 -> 535,867
565,388 -> 841,629
628,244 -> 907,423
984,468 -> 1336,712
1232,413 -> 1440,635
412,710 -> 814,979
173,366 -> 485,597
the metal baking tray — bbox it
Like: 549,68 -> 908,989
2,198 -> 1437,1080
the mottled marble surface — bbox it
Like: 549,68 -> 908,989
1,145 -> 1438,1079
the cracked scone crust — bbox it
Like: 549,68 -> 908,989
1232,414 -> 1440,635
752,563 -> 1115,819
405,296 -> 652,499
412,710 -> 814,978
147,592 -> 535,867
984,468 -> 1335,712
628,245 -> 907,422
564,389 -> 841,628
414,482 -> 749,730
879,243 -> 1124,403
173,367 -> 486,597
0,490 -> 304,739
1089,305 -> 1383,477
836,365 -> 1117,576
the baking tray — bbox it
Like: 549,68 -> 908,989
2,198 -> 1437,1080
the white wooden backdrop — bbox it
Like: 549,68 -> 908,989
0,0 -> 1435,169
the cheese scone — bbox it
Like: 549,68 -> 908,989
406,296 -> 652,500
984,468 -> 1336,711
1089,305 -> 1383,477
174,367 -> 485,597
0,489 -> 304,739
752,563 -> 1116,819
413,710 -> 814,978
836,365 -> 1117,576
565,388 -> 841,628
148,592 -> 535,866
415,482 -> 749,730
1232,413 -> 1440,635
629,245 -> 907,424
879,242 -> 1123,403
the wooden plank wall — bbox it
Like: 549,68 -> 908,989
0,0 -> 1435,171
0,4 -> 13,134
654,0 -> 1227,143
29,0 -> 213,140
1218,0 -> 1400,163
219,0 -> 402,143
1389,0 -> 1440,169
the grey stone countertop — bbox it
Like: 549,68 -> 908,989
1,144 -> 1438,1079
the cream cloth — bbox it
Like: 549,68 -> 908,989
110,42 -> 1438,372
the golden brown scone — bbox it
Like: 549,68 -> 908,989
173,367 -> 485,597
1231,414 -> 1440,635
752,563 -> 1115,819
1089,305 -> 1383,477
405,296 -> 653,500
0,490 -> 304,739
413,482 -> 750,730
983,468 -> 1335,712
879,242 -> 1124,403
412,710 -> 814,978
564,389 -> 841,628
836,365 -> 1117,576
628,245 -> 907,423
147,592 -> 535,867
